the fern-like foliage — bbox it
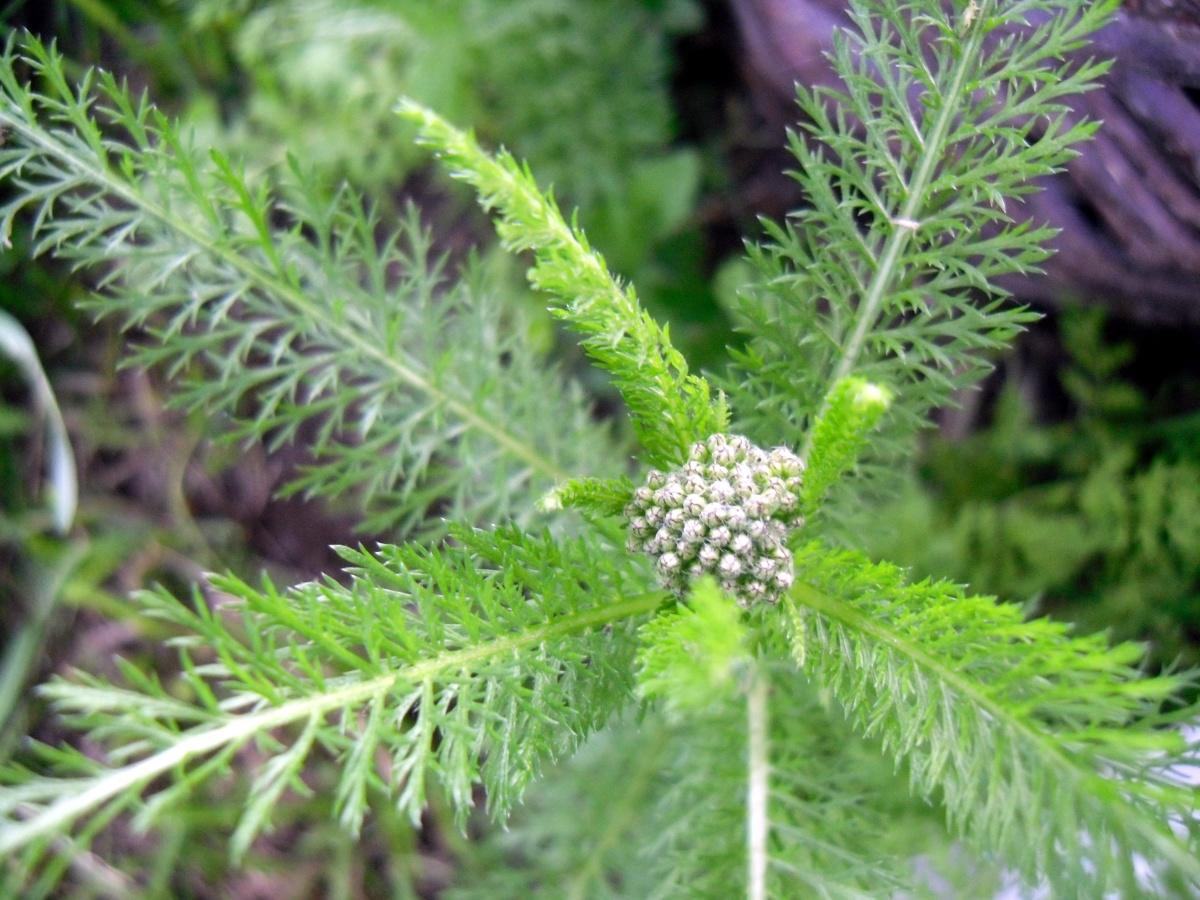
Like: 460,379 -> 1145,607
799,376 -> 892,517
399,101 -> 727,468
4,3 -> 1200,896
870,308 -> 1200,668
787,541 -> 1200,895
726,0 -> 1116,505
0,34 -> 614,534
0,525 -> 660,876
635,577 -> 748,716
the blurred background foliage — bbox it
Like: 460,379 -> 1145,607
1,0 -> 1198,894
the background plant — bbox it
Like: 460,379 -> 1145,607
0,0 -> 1198,897
869,306 -> 1200,671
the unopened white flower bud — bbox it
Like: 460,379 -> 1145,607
728,435 -> 752,454
624,433 -> 805,604
754,557 -> 777,579
709,480 -> 735,503
660,481 -> 685,507
701,503 -> 724,527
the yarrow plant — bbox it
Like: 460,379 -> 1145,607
2,0 -> 1199,896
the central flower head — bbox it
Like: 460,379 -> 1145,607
624,433 -> 804,606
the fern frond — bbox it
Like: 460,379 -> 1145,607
0,526 -> 661,869
0,33 -> 614,534
788,541 -> 1200,895
400,100 -> 727,468
726,0 -> 1116,505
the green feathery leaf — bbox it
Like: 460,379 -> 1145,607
540,475 -> 635,518
800,376 -> 892,517
399,99 -> 728,468
0,33 -> 614,534
0,526 -> 662,869
788,541 -> 1200,895
635,578 -> 749,717
726,0 -> 1117,513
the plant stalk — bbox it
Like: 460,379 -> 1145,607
747,666 -> 770,900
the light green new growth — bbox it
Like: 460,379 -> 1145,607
635,578 -> 748,716
399,100 -> 728,467
801,376 -> 892,516
540,475 -> 635,518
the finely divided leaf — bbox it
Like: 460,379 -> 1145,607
400,100 -> 727,467
727,0 -> 1117,510
0,33 -> 613,535
789,541 -> 1200,895
0,527 -> 661,865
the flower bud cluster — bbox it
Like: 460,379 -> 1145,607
624,433 -> 804,606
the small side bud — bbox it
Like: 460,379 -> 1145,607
801,376 -> 893,517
